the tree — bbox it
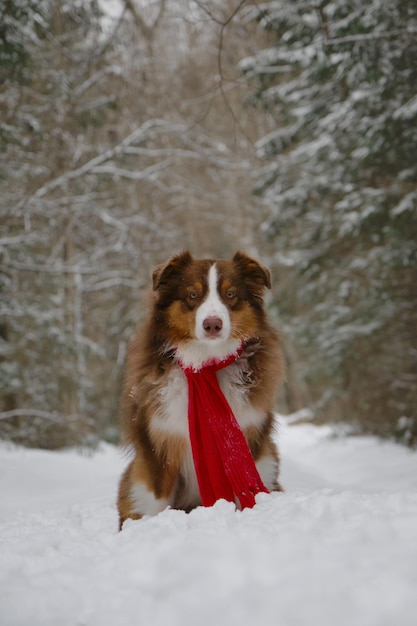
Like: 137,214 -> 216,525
240,0 -> 417,443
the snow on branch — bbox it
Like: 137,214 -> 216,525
0,409 -> 70,423
21,119 -> 187,205
323,29 -> 417,47
74,66 -> 123,98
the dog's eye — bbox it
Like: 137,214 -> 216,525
226,290 -> 235,299
189,290 -> 198,299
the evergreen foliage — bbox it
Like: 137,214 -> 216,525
241,0 -> 417,443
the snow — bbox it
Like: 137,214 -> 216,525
98,0 -> 124,33
1,419 -> 417,626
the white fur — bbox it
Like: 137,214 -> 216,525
195,264 -> 231,341
217,363 -> 266,431
130,482 -> 173,516
176,337 -> 242,371
150,358 -> 265,438
151,368 -> 189,436
256,455 -> 278,491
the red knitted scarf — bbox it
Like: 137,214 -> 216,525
179,343 -> 269,509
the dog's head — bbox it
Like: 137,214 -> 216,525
152,251 -> 271,367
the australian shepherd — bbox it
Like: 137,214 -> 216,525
117,251 -> 284,528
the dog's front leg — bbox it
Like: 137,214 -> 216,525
117,450 -> 179,530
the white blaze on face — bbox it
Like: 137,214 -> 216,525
195,263 -> 231,341
175,263 -> 240,369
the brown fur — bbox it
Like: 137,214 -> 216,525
117,251 -> 284,529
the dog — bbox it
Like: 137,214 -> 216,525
117,251 -> 284,529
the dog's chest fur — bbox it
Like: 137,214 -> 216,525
148,360 -> 265,505
150,360 -> 264,440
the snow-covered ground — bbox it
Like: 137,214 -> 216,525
1,419 -> 417,626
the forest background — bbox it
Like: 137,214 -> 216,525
1,0 -> 416,449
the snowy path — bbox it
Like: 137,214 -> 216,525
1,420 -> 417,626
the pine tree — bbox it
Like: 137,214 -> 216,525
241,0 -> 417,443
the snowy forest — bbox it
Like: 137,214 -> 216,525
1,0 -> 416,449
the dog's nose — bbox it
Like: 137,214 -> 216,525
203,316 -> 223,337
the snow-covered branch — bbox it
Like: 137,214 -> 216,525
323,28 -> 417,47
22,119 -> 186,203
0,409 -> 69,423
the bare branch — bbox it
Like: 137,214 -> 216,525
192,0 -> 253,143
124,0 -> 167,41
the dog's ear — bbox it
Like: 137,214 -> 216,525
152,251 -> 193,290
232,251 -> 271,290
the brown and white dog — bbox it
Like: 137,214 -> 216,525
117,251 -> 284,528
